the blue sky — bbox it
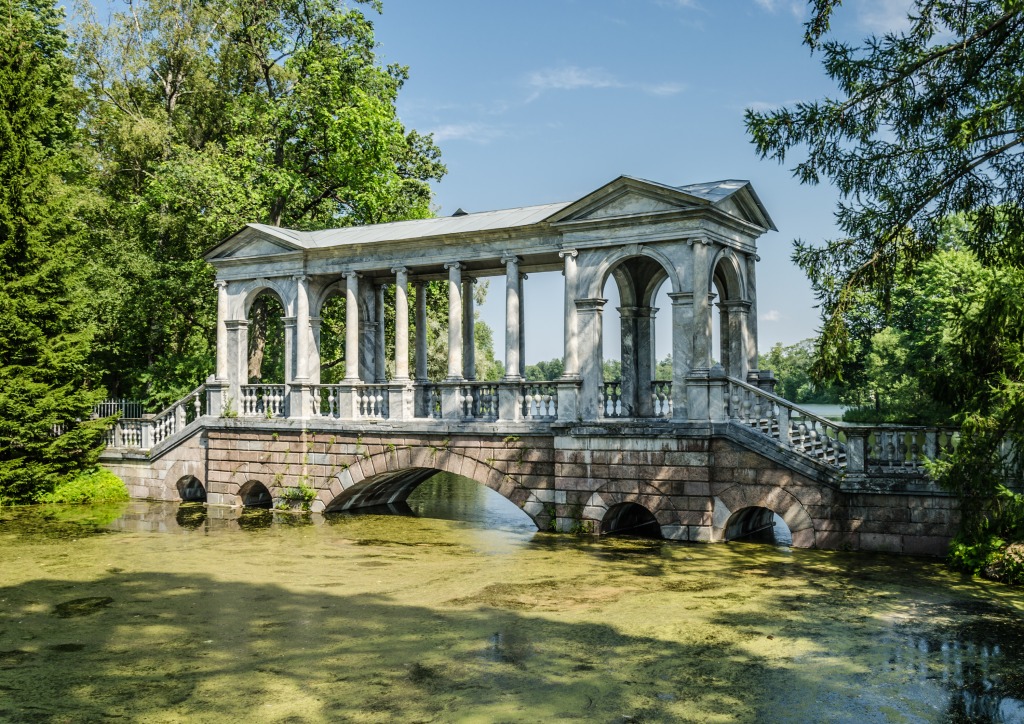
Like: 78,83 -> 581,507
369,0 -> 911,364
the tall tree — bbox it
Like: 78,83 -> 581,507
0,0 -> 109,504
746,0 -> 1024,576
74,0 -> 446,406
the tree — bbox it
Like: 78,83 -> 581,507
746,0 -> 1024,578
0,0 -> 109,504
74,0 -> 446,406
759,340 -> 844,405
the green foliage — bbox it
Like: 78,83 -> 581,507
759,341 -> 843,405
74,0 -> 446,406
747,1 -> 1024,558
525,358 -> 564,381
0,0 -> 110,504
280,482 -> 317,511
37,468 -> 129,505
603,360 -> 621,382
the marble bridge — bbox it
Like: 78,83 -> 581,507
100,175 -> 959,554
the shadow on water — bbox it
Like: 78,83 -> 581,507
2,502 -> 1024,722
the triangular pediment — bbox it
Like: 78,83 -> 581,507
205,224 -> 307,261
546,176 -> 705,224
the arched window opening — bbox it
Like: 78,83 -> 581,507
247,291 -> 286,385
601,502 -> 662,539
176,476 -> 206,503
725,507 -> 792,546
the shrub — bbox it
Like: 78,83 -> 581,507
37,468 -> 129,505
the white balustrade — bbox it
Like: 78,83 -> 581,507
423,385 -> 442,419
461,383 -> 498,420
240,384 -> 286,418
651,381 -> 672,418
521,383 -> 557,420
358,384 -> 389,419
601,381 -> 623,418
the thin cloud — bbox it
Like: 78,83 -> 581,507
760,309 -> 782,322
644,82 -> 686,96
430,122 -> 506,145
527,66 -> 622,94
857,0 -> 914,34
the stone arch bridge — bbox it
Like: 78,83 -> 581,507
101,175 -> 960,555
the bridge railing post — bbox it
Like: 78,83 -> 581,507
708,365 -> 728,422
387,383 -> 414,420
140,415 -> 154,450
288,383 -> 312,420
498,382 -> 522,422
441,383 -> 463,420
686,371 -> 710,421
555,379 -> 580,422
206,379 -> 226,416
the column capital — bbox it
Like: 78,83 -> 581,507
214,279 -> 228,290
519,272 -> 528,282
576,297 -> 607,313
668,292 -> 694,304
292,274 -> 309,283
558,248 -> 578,259
462,275 -> 477,285
687,236 -> 713,246
343,269 -> 360,280
717,299 -> 753,312
501,253 -> 520,265
444,261 -> 463,271
391,265 -> 409,276
225,319 -> 248,330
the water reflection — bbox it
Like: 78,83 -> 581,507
4,496 -> 1023,722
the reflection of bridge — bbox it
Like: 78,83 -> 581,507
100,176 -> 959,554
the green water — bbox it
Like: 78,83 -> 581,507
2,474 -> 1023,723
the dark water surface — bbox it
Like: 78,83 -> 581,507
2,474 -> 1023,723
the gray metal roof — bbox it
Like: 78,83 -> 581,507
211,176 -> 775,259
248,201 -> 572,250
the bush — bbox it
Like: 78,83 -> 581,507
37,468 -> 129,505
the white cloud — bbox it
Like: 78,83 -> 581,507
643,82 -> 686,96
527,66 -> 622,93
429,123 -> 505,145
760,309 -> 782,322
752,0 -> 806,20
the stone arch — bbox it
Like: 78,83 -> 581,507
163,458 -> 206,502
236,277 -> 293,319
708,248 -> 746,302
310,277 -> 347,320
588,482 -> 675,535
238,479 -> 273,509
600,501 -> 663,538
711,483 -> 815,548
318,447 -> 539,528
585,244 -> 681,300
175,475 -> 207,502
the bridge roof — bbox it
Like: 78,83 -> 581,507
206,176 -> 776,262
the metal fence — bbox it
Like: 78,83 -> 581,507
93,399 -> 144,419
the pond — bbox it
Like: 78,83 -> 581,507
2,473 -> 1023,723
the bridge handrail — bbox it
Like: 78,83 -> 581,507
105,384 -> 207,449
726,376 -> 849,470
724,376 -> 967,475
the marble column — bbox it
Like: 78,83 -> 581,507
414,280 -> 428,381
215,281 -> 228,380
502,254 -> 521,380
691,241 -> 713,371
720,300 -> 752,381
309,316 -> 322,384
745,253 -> 760,375
392,267 -> 410,380
374,283 -> 387,382
576,298 -> 606,420
344,271 -> 360,381
518,273 -> 527,378
293,275 -> 310,381
618,306 -> 640,417
445,262 -> 464,380
559,249 -> 579,378
635,306 -> 657,416
462,276 -> 476,380
669,292 -> 694,419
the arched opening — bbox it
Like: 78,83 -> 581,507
324,469 -> 536,532
238,480 -> 273,509
247,290 -> 286,385
725,506 -> 793,546
176,476 -> 206,502
710,253 -> 747,379
600,502 -> 663,539
600,256 -> 671,418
